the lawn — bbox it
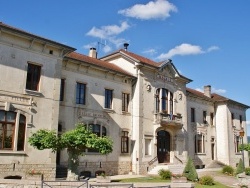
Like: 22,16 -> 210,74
114,176 -> 231,187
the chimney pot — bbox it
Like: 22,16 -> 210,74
124,43 -> 129,51
89,47 -> 97,58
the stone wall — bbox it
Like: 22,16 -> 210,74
0,164 -> 56,180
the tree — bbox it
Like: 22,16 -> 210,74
28,123 -> 113,180
182,157 -> 198,182
235,158 -> 244,175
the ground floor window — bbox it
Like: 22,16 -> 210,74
121,131 -> 129,153
145,138 -> 152,156
195,133 -> 205,154
0,110 -> 26,151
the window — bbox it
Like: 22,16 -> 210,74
210,113 -> 214,126
155,88 -> 173,114
0,110 -> 26,151
76,83 -> 86,105
191,108 -> 195,122
145,139 -> 152,156
121,131 -> 129,153
195,133 -> 205,153
26,63 -> 41,91
87,124 -> 107,153
203,111 -> 207,124
60,79 -> 65,101
231,113 -> 234,126
105,89 -> 113,109
235,135 -> 240,153
240,115 -> 242,128
122,93 -> 129,112
161,89 -> 168,112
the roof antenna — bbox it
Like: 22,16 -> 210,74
124,43 -> 129,51
97,39 -> 106,55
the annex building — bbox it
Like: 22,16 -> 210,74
0,22 -> 249,180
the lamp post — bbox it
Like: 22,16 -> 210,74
239,129 -> 245,168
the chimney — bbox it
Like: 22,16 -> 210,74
89,47 -> 97,58
124,43 -> 129,51
204,85 -> 211,98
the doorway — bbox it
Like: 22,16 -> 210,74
157,130 -> 171,163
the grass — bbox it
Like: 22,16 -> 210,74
113,176 -> 231,187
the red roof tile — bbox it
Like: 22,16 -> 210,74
66,52 -> 134,77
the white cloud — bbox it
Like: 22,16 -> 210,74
143,49 -> 157,55
207,46 -> 220,52
109,37 -> 128,48
156,43 -> 220,60
118,0 -> 177,20
86,21 -> 130,39
195,87 -> 226,94
157,43 -> 204,60
103,45 -> 112,53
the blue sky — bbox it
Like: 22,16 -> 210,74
1,0 -> 249,134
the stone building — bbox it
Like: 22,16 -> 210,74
0,22 -> 249,179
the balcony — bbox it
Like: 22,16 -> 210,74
155,113 -> 183,129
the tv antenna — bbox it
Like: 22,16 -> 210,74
97,39 -> 106,54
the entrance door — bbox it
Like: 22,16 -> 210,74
211,143 -> 214,160
157,130 -> 170,163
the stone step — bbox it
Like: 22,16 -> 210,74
148,164 -> 184,175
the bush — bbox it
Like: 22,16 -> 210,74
199,175 -> 214,185
182,157 -> 198,182
235,158 -> 245,175
222,165 -> 234,175
158,169 -> 172,180
245,167 -> 250,175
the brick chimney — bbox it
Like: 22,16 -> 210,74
89,47 -> 97,58
204,85 -> 211,98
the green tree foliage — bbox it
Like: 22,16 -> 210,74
28,123 -> 113,180
222,165 -> 234,175
235,158 -> 245,175
182,157 -> 198,182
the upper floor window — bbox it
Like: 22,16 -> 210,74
191,108 -> 195,122
210,113 -> 214,126
195,133 -> 205,154
235,135 -> 240,153
121,131 -> 129,153
239,115 -> 243,127
155,88 -> 173,114
105,89 -> 113,109
122,93 -> 129,112
0,110 -> 26,151
231,113 -> 235,126
76,83 -> 86,105
26,63 -> 41,91
203,111 -> 207,124
60,79 -> 65,101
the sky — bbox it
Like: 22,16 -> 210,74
1,0 -> 249,134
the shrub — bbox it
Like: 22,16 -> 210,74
245,167 -> 250,175
182,157 -> 198,182
199,175 -> 214,185
158,169 -> 172,180
222,165 -> 234,175
235,158 -> 245,175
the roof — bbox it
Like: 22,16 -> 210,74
101,49 -> 192,83
187,87 -> 250,108
0,22 -> 76,53
66,52 -> 134,77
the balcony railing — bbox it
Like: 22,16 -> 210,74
155,113 -> 183,128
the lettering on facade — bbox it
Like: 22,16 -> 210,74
0,94 -> 30,105
156,74 -> 174,83
77,109 -> 109,120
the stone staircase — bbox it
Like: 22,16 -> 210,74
148,164 -> 184,175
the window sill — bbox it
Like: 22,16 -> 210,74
103,108 -> 115,113
195,153 -> 206,155
24,89 -> 43,97
120,153 -> 130,156
0,150 -> 27,155
75,104 -> 87,108
122,111 -> 131,115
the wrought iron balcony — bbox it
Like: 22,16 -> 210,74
155,113 -> 183,129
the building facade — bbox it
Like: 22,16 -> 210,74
0,22 -> 249,179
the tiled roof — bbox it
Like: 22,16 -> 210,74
0,22 -> 76,51
66,52 -> 134,77
187,87 -> 250,108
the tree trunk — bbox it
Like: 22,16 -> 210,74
67,150 -> 79,181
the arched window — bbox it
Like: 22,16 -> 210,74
161,89 -> 168,112
169,92 -> 173,115
0,110 -> 26,151
155,89 -> 160,113
155,88 -> 174,114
